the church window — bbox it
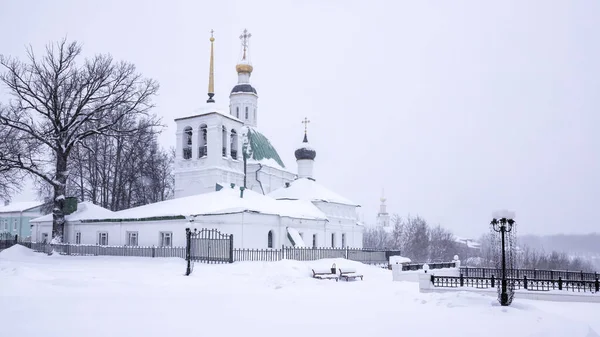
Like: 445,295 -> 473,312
230,129 -> 238,159
183,126 -> 193,159
127,231 -> 138,246
331,233 -> 336,248
160,232 -> 172,247
245,107 -> 248,119
97,232 -> 108,246
198,124 -> 208,157
236,107 -> 240,118
312,234 -> 317,248
75,231 -> 81,245
342,233 -> 346,248
267,230 -> 274,248
222,126 -> 227,157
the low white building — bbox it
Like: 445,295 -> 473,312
30,186 -> 362,249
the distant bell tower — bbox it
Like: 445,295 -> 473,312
229,29 -> 258,127
376,189 -> 391,228
295,117 -> 316,180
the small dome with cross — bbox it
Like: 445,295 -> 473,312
295,118 -> 316,161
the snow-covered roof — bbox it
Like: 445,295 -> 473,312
268,178 -> 359,206
0,201 -> 43,213
30,202 -> 115,223
91,187 -> 327,222
455,237 -> 482,249
174,105 -> 242,124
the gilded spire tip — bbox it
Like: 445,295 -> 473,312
207,29 -> 215,103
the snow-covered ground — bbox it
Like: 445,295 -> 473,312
1,245 -> 599,337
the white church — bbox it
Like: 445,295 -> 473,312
30,30 -> 364,249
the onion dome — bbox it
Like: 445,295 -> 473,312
295,133 -> 316,161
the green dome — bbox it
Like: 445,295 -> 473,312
243,127 -> 286,168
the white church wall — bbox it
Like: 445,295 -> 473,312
245,163 -> 295,195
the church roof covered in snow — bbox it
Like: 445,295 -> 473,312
268,178 -> 359,206
74,187 -> 326,222
174,105 -> 242,124
30,202 -> 115,223
243,126 -> 286,169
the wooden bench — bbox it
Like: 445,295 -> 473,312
338,267 -> 363,281
312,268 -> 338,282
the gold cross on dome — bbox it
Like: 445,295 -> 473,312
301,117 -> 310,134
240,29 -> 252,60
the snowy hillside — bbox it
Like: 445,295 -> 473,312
1,245 -> 599,337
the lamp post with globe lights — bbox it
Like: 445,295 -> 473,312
490,210 -> 516,306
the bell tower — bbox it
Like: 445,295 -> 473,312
229,29 -> 258,127
174,30 -> 245,198
376,189 -> 391,228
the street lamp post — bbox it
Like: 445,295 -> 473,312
491,210 -> 516,306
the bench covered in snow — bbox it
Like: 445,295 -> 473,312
338,267 -> 363,281
312,268 -> 338,282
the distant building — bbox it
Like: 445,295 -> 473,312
0,201 -> 44,240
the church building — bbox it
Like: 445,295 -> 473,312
30,30 -> 363,249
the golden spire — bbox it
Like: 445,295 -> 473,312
236,29 -> 254,74
207,29 -> 215,103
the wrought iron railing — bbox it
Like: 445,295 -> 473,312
402,261 -> 456,271
430,274 -> 600,294
461,267 -> 599,282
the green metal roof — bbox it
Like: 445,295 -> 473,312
244,128 -> 286,168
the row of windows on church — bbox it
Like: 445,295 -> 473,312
233,106 -> 256,121
267,230 -> 347,248
182,125 -> 238,160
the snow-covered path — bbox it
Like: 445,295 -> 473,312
1,245 -> 598,337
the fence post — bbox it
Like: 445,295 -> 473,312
595,278 -> 599,293
459,273 -> 464,287
524,275 -> 528,290
558,277 -> 563,290
185,228 -> 191,276
229,234 -> 234,264
152,245 -> 156,258
581,270 -> 584,281
345,246 -> 348,259
491,275 -> 495,288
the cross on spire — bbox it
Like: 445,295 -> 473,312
210,29 -> 214,39
301,117 -> 310,134
240,29 -> 252,60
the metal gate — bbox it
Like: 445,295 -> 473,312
185,228 -> 233,275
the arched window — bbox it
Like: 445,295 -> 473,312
342,233 -> 346,248
236,107 -> 239,118
221,126 -> 227,157
230,129 -> 238,159
331,233 -> 336,248
183,126 -> 192,159
312,234 -> 317,248
267,230 -> 274,248
245,107 -> 248,119
198,124 -> 207,158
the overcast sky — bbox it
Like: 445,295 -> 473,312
1,0 -> 599,238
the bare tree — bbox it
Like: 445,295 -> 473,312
0,125 -> 27,198
429,225 -> 457,262
363,227 -> 392,249
0,39 -> 159,242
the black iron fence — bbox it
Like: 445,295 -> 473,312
430,274 -> 600,294
460,267 -> 599,282
231,246 -> 400,266
402,261 -> 457,271
1,237 -> 186,258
